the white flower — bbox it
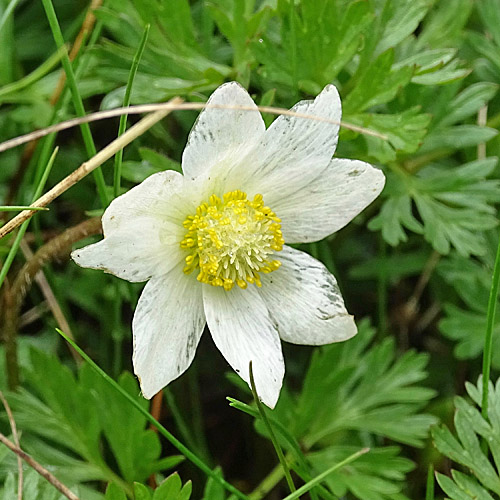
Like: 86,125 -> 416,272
72,82 -> 385,408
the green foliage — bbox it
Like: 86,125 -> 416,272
433,377 -> 500,500
232,321 -> 436,500
3,350 -> 183,495
1,0 -> 500,497
439,230 -> 500,366
369,157 -> 500,256
104,474 -> 192,500
1,470 -> 68,500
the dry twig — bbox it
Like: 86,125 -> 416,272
0,431 -> 80,500
0,101 -> 388,155
0,102 -> 179,239
0,390 -> 23,500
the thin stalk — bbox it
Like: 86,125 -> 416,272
377,236 -> 388,335
0,0 -> 20,35
281,448 -> 369,500
164,389 -> 201,455
28,18 -> 103,201
40,0 -> 109,206
249,362 -> 296,494
426,464 -> 434,500
57,329 -> 250,500
248,463 -> 284,500
0,206 -> 48,212
113,24 -> 150,198
188,362 -> 212,464
0,106 -> 178,239
0,148 -> 58,290
481,230 -> 500,419
0,47 -> 66,99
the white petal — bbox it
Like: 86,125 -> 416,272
72,170 -> 190,282
102,170 -> 191,233
275,159 -> 386,243
203,285 -> 284,408
260,246 -> 357,345
182,82 -> 265,180
132,267 -> 205,399
222,84 -> 342,199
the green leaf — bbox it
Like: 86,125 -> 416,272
371,158 -> 500,256
476,0 -> 500,48
420,125 -> 498,153
6,350 -> 179,492
153,473 -> 192,500
105,483 -> 127,500
343,49 -> 413,114
416,0 -> 473,49
433,377 -> 500,498
439,231 -> 500,367
346,108 -> 431,162
202,468 -> 226,500
438,82 -> 498,127
376,0 -> 429,54
134,482 -> 153,500
308,446 -> 413,500
138,148 -> 182,173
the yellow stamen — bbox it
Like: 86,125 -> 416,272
180,190 -> 284,290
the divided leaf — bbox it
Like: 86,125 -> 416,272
433,377 -> 500,499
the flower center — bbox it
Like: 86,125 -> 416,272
180,190 -> 284,291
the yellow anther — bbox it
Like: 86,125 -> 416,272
180,190 -> 283,291
237,279 -> 248,289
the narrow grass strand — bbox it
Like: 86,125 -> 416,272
0,148 -> 58,289
113,24 -> 150,198
248,362 -> 296,494
281,448 -> 370,500
0,47 -> 66,99
30,19 -> 103,195
41,0 -> 109,206
0,206 -> 48,212
482,231 -> 500,418
56,328 -> 250,500
426,465 -> 434,500
0,0 -> 20,35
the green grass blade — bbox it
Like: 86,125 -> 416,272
426,464 -> 435,500
281,448 -> 370,500
56,328 -> 250,500
0,0 -> 20,35
41,0 -> 109,206
0,46 -> 66,99
0,148 -> 58,289
482,231 -> 500,418
248,362 -> 296,494
0,206 -> 48,212
113,24 -> 150,198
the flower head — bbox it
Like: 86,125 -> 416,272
72,83 -> 385,408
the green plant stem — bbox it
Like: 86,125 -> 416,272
41,0 -> 108,207
57,329 -> 250,500
0,0 -> 20,35
481,230 -> 500,419
248,362 -> 296,495
0,206 -> 48,212
2,149 -> 58,389
0,47 -> 66,100
426,464 -> 434,500
378,236 -> 388,335
281,448 -> 369,500
113,23 -> 150,198
0,149 -> 58,290
164,389 -> 201,456
188,363 -> 212,464
248,463 -> 284,500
